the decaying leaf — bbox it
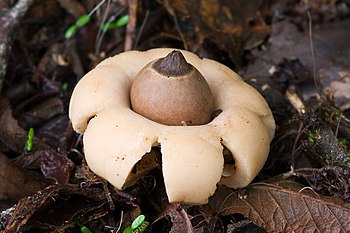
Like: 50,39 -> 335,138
0,97 -> 30,154
3,184 -> 109,232
320,67 -> 350,111
14,94 -> 64,129
161,0 -> 271,65
14,150 -> 74,184
0,152 -> 45,202
153,204 -> 194,233
209,182 -> 350,232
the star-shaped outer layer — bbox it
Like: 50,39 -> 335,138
69,48 -> 276,205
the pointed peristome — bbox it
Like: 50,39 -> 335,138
152,50 -> 193,77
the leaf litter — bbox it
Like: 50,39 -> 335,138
1,0 -> 350,232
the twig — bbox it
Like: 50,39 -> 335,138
284,85 -> 307,169
285,85 -> 306,115
162,0 -> 188,50
299,186 -> 319,196
335,112 -> 342,138
134,9 -> 149,49
178,206 -> 194,233
307,11 -> 320,95
95,0 -> 111,54
124,0 -> 137,51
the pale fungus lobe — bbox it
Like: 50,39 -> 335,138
69,48 -> 276,205
130,50 -> 214,126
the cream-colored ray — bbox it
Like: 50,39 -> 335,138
159,127 -> 224,204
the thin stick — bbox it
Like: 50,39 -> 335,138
95,0 -> 111,54
335,113 -> 342,138
162,1 -> 188,50
179,207 -> 194,233
307,11 -> 319,94
124,0 -> 138,51
134,9 -> 149,49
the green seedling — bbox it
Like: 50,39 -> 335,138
65,14 -> 91,39
80,226 -> 92,233
123,214 -> 149,233
25,128 -> 34,152
101,15 -> 129,32
62,82 -> 69,91
76,14 -> 91,27
65,25 -> 77,39
75,220 -> 93,233
64,0 -> 129,40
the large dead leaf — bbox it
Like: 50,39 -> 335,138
0,152 -> 45,202
209,181 -> 350,232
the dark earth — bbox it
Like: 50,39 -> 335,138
1,0 -> 350,232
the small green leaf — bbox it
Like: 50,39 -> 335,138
101,15 -> 129,32
76,14 -> 91,27
123,227 -> 134,233
115,15 -> 129,27
26,141 -> 32,152
25,128 -> 34,152
62,82 -> 68,91
80,226 -> 92,233
131,215 -> 145,229
28,128 -> 34,139
101,21 -> 115,32
65,25 -> 77,39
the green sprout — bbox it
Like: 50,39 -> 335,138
25,128 -> 34,152
123,215 -> 149,233
76,14 -> 91,27
80,226 -> 92,233
65,14 -> 91,39
64,2 -> 129,40
75,220 -> 93,233
101,15 -> 129,32
62,82 -> 69,91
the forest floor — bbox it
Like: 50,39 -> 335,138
1,0 -> 350,232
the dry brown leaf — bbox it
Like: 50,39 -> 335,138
153,203 -> 195,233
4,184 -> 110,232
0,152 -> 45,202
209,182 -> 350,232
0,97 -> 28,153
320,67 -> 350,111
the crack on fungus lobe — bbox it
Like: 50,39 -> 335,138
127,140 -> 236,182
221,143 -> 236,177
130,147 -> 161,174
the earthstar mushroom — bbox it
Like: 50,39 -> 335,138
69,48 -> 276,204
